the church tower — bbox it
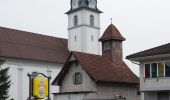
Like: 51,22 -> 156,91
66,0 -> 102,55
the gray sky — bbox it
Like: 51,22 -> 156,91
1,0 -> 170,75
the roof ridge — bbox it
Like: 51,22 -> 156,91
0,26 -> 67,40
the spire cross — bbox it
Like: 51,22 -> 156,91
111,18 -> 112,24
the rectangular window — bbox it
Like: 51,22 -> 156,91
145,64 -> 151,78
91,35 -> 94,41
73,72 -> 82,84
151,63 -> 157,78
158,62 -> 164,77
165,62 -> 170,77
74,36 -> 77,42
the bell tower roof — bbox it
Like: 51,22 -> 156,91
99,24 -> 126,42
66,0 -> 102,14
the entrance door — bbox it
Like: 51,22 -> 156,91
158,92 -> 169,100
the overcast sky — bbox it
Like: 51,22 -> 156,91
1,0 -> 170,75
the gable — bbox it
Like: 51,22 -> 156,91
59,61 -> 97,92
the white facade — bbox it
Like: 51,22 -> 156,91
68,9 -> 101,55
137,56 -> 170,100
0,58 -> 62,100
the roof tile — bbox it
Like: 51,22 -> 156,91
99,24 -> 126,41
0,26 -> 69,63
53,51 -> 139,85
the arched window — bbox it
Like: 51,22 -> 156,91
90,15 -> 94,26
74,15 -> 78,26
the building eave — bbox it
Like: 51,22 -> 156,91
127,54 -> 170,63
65,7 -> 103,14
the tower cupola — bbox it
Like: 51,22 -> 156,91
99,24 -> 126,64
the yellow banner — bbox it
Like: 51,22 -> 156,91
33,74 -> 49,99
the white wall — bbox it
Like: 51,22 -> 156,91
68,9 -> 101,55
1,58 -> 62,100
60,62 -> 97,92
140,61 -> 170,91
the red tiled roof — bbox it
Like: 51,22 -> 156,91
0,26 -> 69,63
99,24 -> 125,42
52,51 -> 139,85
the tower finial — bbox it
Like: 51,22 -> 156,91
110,18 -> 112,24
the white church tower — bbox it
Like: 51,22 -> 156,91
67,0 -> 102,55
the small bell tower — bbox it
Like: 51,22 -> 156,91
67,0 -> 102,55
99,24 -> 126,64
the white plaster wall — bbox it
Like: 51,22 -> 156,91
86,27 -> 100,54
68,10 -> 100,29
140,62 -> 170,91
68,28 -> 82,52
83,10 -> 100,27
1,58 -> 62,100
68,9 -> 101,55
60,62 -> 97,92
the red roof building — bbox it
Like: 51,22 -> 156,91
52,24 -> 139,100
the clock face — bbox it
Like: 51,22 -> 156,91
88,0 -> 96,8
72,0 -> 79,9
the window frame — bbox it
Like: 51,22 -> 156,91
73,72 -> 82,84
144,61 -> 170,78
90,15 -> 94,26
74,15 -> 78,26
103,41 -> 111,50
144,64 -> 151,78
74,35 -> 77,42
158,62 -> 165,77
165,62 -> 170,77
91,35 -> 94,41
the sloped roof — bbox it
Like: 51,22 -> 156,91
52,51 -> 139,85
0,26 -> 69,63
126,43 -> 170,60
99,24 -> 126,42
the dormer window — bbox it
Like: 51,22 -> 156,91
74,15 -> 78,26
90,15 -> 94,26
73,72 -> 82,84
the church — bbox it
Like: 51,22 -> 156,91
0,0 -> 139,100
